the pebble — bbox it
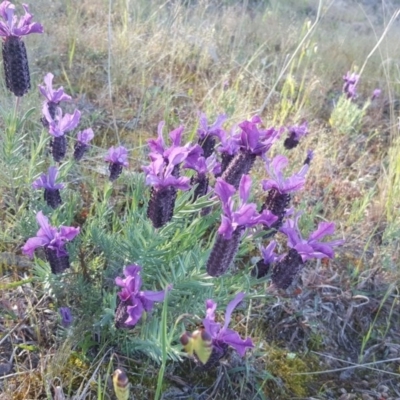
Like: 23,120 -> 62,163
361,394 -> 374,400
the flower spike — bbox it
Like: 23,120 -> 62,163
22,211 -> 79,274
0,2 -> 44,96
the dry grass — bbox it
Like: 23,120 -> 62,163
1,0 -> 400,399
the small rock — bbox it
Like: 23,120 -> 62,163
379,385 -> 389,393
361,394 -> 374,400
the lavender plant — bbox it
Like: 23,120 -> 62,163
0,1 -> 43,97
143,122 -> 194,227
261,154 -> 309,237
74,128 -> 94,161
114,264 -> 168,329
42,105 -> 81,162
283,121 -> 308,149
251,240 -> 284,279
206,175 -> 277,277
39,72 -> 72,125
184,151 -> 221,201
104,145 -> 129,181
220,116 -> 280,188
181,292 -> 254,368
342,71 -> 360,100
271,214 -> 344,289
22,211 -> 79,274
32,165 -> 64,209
197,113 -> 226,158
59,307 -> 73,328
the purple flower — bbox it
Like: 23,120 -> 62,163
263,155 -> 309,195
215,175 -> 277,240
197,113 -> 227,158
0,2 -> 44,37
371,88 -> 381,101
197,113 -> 227,140
43,105 -> 81,138
32,166 -> 64,191
114,264 -> 168,328
218,126 -> 241,157
284,121 -> 308,149
39,73 -> 71,104
251,240 -> 285,278
343,71 -> 360,99
105,146 -> 129,181
22,211 -> 79,258
59,307 -> 73,328
147,121 -> 185,159
203,292 -> 254,357
74,128 -> 94,161
143,149 -> 191,190
280,214 -> 344,262
184,152 -> 221,176
32,166 -> 64,209
238,116 -> 280,156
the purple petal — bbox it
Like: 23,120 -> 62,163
36,211 -> 55,241
261,240 -> 278,264
214,178 -> 235,205
222,292 -> 245,331
205,299 -> 217,321
238,175 -> 252,204
309,222 -> 335,241
125,299 -> 145,326
218,216 -> 235,240
22,236 -> 49,258
77,128 -> 94,144
233,204 -> 257,226
219,329 -> 254,357
141,289 -> 166,306
169,126 -> 184,146
124,264 -> 142,277
250,209 -> 278,228
59,226 -> 80,241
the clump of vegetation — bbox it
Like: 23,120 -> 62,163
1,1 -> 400,399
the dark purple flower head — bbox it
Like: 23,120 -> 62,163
104,146 -> 129,167
32,166 -> 64,191
238,116 -> 280,156
284,121 -> 308,149
59,307 -> 73,328
143,149 -> 191,190
288,121 -> 308,140
42,105 -> 81,138
39,73 -> 71,104
280,214 -> 344,262
215,175 -> 277,239
115,264 -> 168,327
202,292 -> 254,357
197,113 -> 227,140
262,155 -> 309,194
0,2 -> 43,37
22,211 -> 79,258
76,128 -> 94,145
343,71 -> 360,99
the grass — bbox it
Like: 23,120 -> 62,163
1,0 -> 400,399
